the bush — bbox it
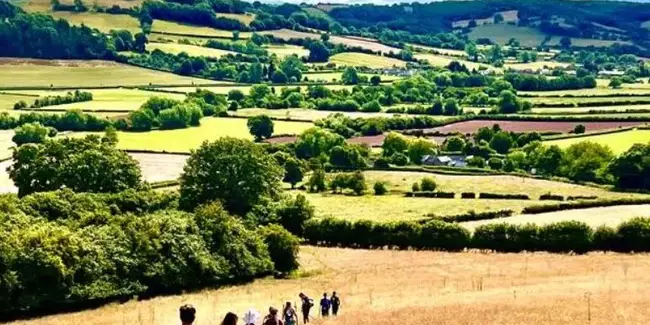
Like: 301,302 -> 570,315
538,221 -> 593,253
408,191 -> 455,198
592,225 -> 618,252
259,224 -> 301,273
478,193 -> 530,200
373,157 -> 390,169
461,192 -> 476,199
420,177 -> 437,192
487,157 -> 503,170
307,168 -> 327,193
523,198 -> 650,214
275,194 -> 314,236
390,152 -> 409,166
539,193 -> 564,201
373,182 -> 388,195
434,209 -> 513,222
616,217 -> 650,252
411,182 -> 420,192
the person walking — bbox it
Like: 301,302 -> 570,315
319,293 -> 331,317
283,302 -> 298,325
299,293 -> 314,324
331,292 -> 341,316
179,305 -> 196,325
263,307 -> 283,325
221,312 -> 238,325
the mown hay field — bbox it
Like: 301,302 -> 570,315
328,53 -> 407,69
151,20 -> 252,39
545,129 -> 650,155
265,44 -> 311,58
521,88 -> 650,97
128,152 -> 188,183
22,0 -> 144,11
408,44 -> 468,57
146,42 -> 237,58
461,204 -> 650,230
546,37 -> 631,47
362,171 -> 629,199
452,10 -> 519,28
414,53 -> 499,72
6,88 -> 186,112
216,13 -> 256,25
302,72 -> 401,83
0,58 -> 213,88
468,24 -> 548,47
527,96 -> 650,105
306,193 -> 544,221
531,104 -> 650,114
9,246 -> 650,325
504,60 -> 570,71
100,117 -> 313,152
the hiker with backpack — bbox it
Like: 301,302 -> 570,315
299,293 -> 314,324
283,302 -> 298,325
319,293 -> 331,317
331,292 -> 341,316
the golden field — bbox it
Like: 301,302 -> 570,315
7,246 -> 650,325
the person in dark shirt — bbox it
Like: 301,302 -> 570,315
331,292 -> 341,316
319,293 -> 331,317
299,293 -> 314,324
179,304 -> 196,325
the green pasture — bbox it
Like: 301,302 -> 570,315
468,24 -> 548,47
544,129 -> 650,155
328,53 -> 407,69
104,117 -> 313,152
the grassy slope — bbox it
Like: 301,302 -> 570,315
0,58 -> 213,88
329,53 -> 407,69
414,53 -> 499,72
9,89 -> 186,112
146,42 -> 237,58
105,117 -> 313,152
265,44 -> 311,58
151,20 -> 252,38
545,129 -> 650,155
47,12 -> 141,34
11,246 -> 650,325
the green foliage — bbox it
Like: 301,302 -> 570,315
295,128 -> 345,159
373,181 -> 388,195
444,136 -> 465,152
12,122 -> 56,146
9,135 -> 141,196
488,157 -> 503,170
342,67 -> 360,85
329,145 -> 366,169
489,131 -> 513,154
329,171 -> 366,195
382,132 -> 410,157
179,137 -> 283,215
420,177 -> 437,192
259,224 -> 300,273
390,152 -> 409,166
282,158 -> 304,188
561,141 -> 614,183
307,168 -> 327,193
467,156 -> 486,168
573,124 -> 586,134
408,139 -> 436,165
247,115 -> 275,141
275,194 -> 314,236
608,143 -> 650,190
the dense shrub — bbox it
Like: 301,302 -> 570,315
616,217 -> 650,252
539,193 -> 564,201
434,209 -> 513,222
408,191 -> 455,198
420,177 -> 437,192
12,122 -> 56,145
461,192 -> 476,199
373,181 -> 388,195
538,221 -> 593,253
259,224 -> 301,273
523,198 -> 650,214
478,193 -> 530,200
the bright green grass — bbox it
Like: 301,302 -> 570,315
151,20 -> 251,39
14,89 -> 186,112
265,44 -> 311,58
0,59 -> 213,88
105,117 -> 313,152
328,53 -> 407,69
48,11 -> 141,34
147,42 -> 236,58
468,24 -> 548,47
545,129 -> 650,155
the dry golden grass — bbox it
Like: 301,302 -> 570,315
146,42 -> 236,58
9,246 -> 650,325
328,53 -> 407,69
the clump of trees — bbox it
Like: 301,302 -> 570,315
19,90 -> 93,109
12,122 -> 57,145
248,115 -> 274,141
381,132 -> 437,165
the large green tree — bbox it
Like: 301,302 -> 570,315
179,137 -> 283,214
9,135 -> 142,196
247,115 -> 274,141
608,143 -> 650,190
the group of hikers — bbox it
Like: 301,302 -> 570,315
179,292 -> 341,325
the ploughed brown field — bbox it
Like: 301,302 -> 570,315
422,120 -> 648,134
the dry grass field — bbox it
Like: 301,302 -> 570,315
328,53 -> 407,69
505,60 -> 570,71
462,204 -> 650,230
8,246 -> 650,325
414,53 -> 499,72
452,10 -> 519,28
305,193 -> 544,221
128,152 -> 188,183
408,44 -> 468,57
265,44 -> 311,58
146,42 -> 237,58
0,58 -> 213,88
151,20 -> 252,39
22,0 -> 144,11
216,13 -> 256,25
362,170 -> 636,199
546,37 -> 631,47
